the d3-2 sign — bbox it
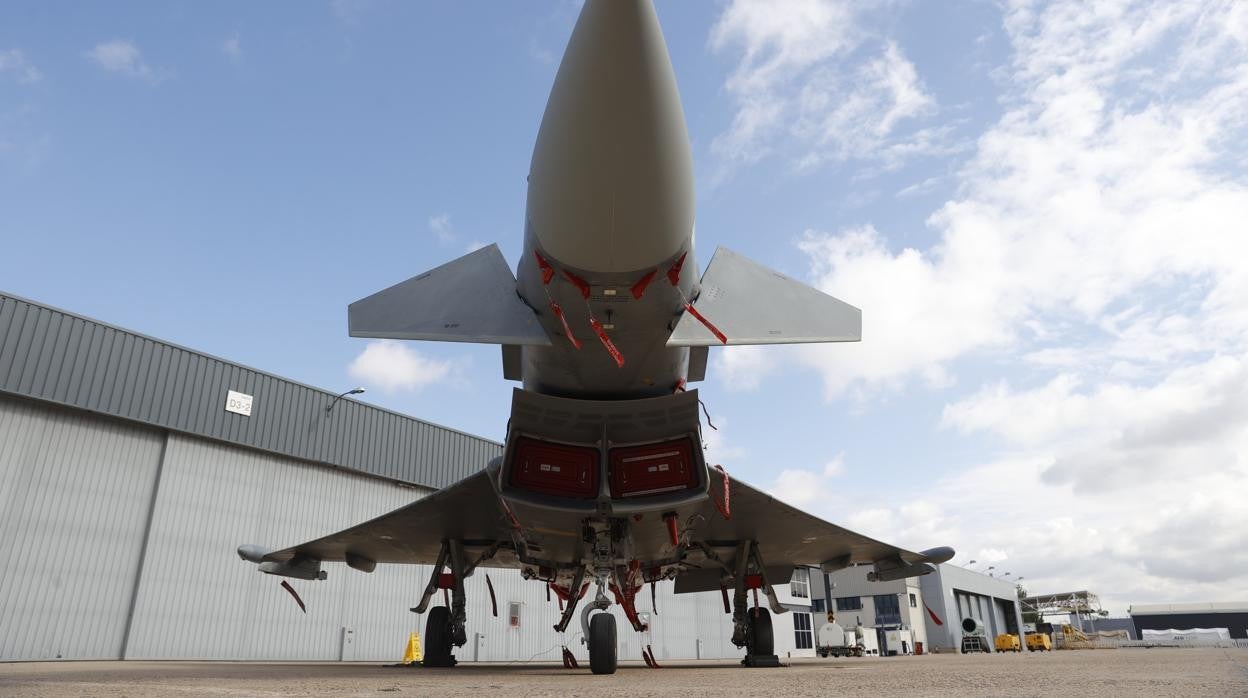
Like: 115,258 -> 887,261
225,390 -> 253,417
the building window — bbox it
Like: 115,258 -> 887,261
793,612 -> 813,649
812,598 -> 826,613
508,602 -> 521,628
836,596 -> 862,611
909,593 -> 917,608
874,594 -> 901,625
790,568 -> 810,598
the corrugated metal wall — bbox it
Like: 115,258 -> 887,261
124,433 -> 436,660
0,395 -> 760,662
0,398 -> 163,660
0,293 -> 500,490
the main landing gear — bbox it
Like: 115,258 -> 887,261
728,541 -> 783,668
412,533 -> 787,674
412,539 -> 501,668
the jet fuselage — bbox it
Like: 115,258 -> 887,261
515,0 -> 697,400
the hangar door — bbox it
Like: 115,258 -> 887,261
0,397 -> 163,660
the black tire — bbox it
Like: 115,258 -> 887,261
589,612 -> 618,675
423,606 -> 454,667
747,607 -> 774,656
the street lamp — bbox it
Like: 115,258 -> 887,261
986,565 -> 996,577
326,387 -> 366,413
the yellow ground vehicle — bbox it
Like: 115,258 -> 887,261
994,634 -> 1021,652
1026,633 -> 1053,651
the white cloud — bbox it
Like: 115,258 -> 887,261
822,452 -> 846,477
712,345 -> 777,392
428,213 -> 454,244
86,40 -> 161,83
222,33 -> 242,63
765,451 -> 847,509
791,41 -> 935,170
763,0 -> 1248,610
700,416 -> 746,467
465,240 -> 488,254
710,0 -> 940,173
768,468 -> 828,508
796,0 -> 1248,399
942,354 -> 1248,492
347,340 -> 452,393
0,48 -> 42,84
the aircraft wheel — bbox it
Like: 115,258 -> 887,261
589,612 -> 618,675
747,607 -> 774,656
423,606 -> 455,667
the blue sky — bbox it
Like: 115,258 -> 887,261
4,1 -> 1247,614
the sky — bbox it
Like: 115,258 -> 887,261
2,1 -> 1246,615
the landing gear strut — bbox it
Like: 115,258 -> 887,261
411,540 -> 497,668
580,524 -> 621,674
730,541 -> 783,668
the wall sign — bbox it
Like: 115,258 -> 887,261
225,390 -> 253,417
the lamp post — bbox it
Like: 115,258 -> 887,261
326,387 -> 366,413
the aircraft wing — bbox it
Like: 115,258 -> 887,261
253,468 -> 519,570
348,243 -> 551,346
245,465 -> 948,590
667,246 -> 861,346
673,471 -> 951,593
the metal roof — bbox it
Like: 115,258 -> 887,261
0,291 -> 501,490
1129,602 -> 1248,616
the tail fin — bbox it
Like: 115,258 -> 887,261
348,244 -> 551,346
666,247 -> 860,346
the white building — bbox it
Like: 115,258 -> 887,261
813,565 -> 929,655
812,563 -> 1023,654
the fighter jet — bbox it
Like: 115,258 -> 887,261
238,0 -> 953,674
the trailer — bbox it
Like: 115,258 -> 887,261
817,621 -> 863,658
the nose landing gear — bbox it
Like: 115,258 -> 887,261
588,611 -> 618,674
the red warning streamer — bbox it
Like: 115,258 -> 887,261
925,602 -> 945,626
534,251 -> 555,285
630,269 -> 658,299
683,302 -> 728,345
712,464 -> 731,520
666,251 -> 688,286
589,317 -> 625,368
280,580 -> 306,613
562,270 -> 592,299
549,302 -> 582,350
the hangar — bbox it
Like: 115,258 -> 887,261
1129,603 -> 1248,640
0,291 -> 813,663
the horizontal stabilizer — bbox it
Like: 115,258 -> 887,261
667,247 -> 861,346
349,244 -> 551,345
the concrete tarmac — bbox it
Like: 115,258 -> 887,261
2,648 -> 1246,697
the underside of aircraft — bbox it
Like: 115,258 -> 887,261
238,0 -> 953,674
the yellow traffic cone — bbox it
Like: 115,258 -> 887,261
402,631 -> 423,664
